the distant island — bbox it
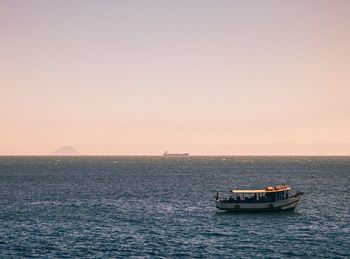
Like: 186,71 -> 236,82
49,146 -> 81,156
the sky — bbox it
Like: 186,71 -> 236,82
1,0 -> 350,155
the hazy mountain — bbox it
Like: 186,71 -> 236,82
50,146 -> 81,156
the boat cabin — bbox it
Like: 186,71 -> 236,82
221,184 -> 290,203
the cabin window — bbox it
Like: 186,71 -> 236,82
279,192 -> 284,200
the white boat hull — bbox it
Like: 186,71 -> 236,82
215,196 -> 302,212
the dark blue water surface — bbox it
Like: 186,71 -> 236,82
0,156 -> 349,258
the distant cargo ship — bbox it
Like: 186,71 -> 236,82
163,151 -> 189,157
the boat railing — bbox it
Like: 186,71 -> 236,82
289,191 -> 304,198
217,191 -> 303,204
220,197 -> 273,203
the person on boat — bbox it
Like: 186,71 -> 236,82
215,192 -> 219,201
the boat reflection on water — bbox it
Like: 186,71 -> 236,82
215,184 -> 303,212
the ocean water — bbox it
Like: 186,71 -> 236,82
0,156 -> 349,258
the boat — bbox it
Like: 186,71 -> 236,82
162,151 -> 189,157
215,184 -> 303,212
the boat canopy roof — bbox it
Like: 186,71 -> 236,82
230,187 -> 290,194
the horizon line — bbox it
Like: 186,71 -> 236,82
0,154 -> 349,157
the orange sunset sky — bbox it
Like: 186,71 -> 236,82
1,1 -> 350,155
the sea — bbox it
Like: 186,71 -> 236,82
0,156 -> 349,258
